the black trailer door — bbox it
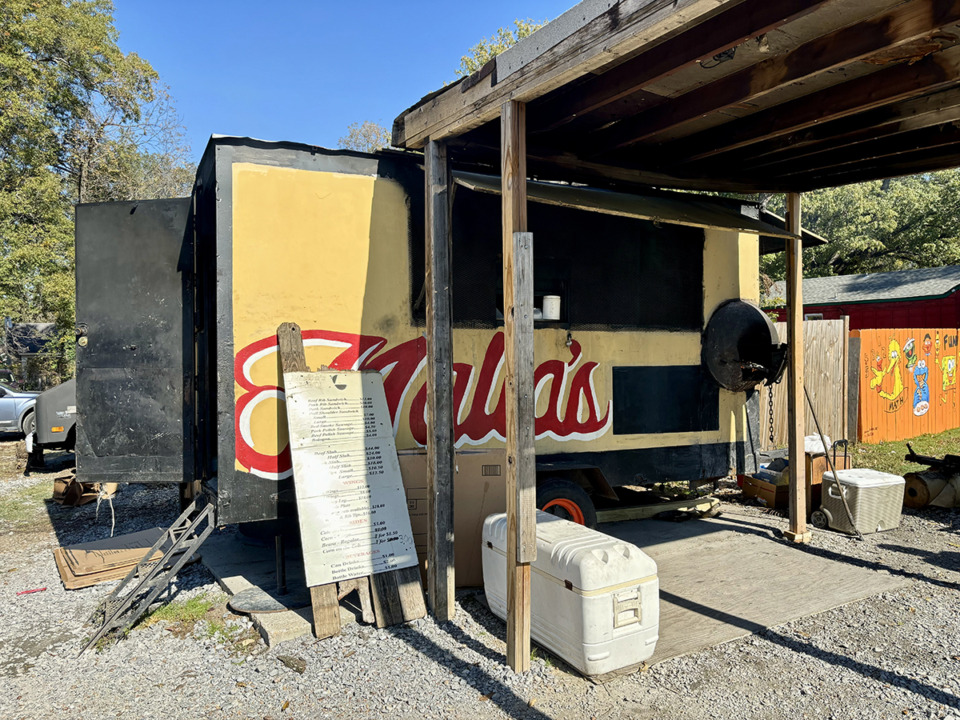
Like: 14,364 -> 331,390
75,198 -> 193,484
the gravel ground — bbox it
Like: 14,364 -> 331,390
1,438 -> 959,720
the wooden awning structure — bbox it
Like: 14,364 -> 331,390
394,0 -> 960,673
395,0 -> 960,194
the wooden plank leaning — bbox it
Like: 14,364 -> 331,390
277,322 -> 341,639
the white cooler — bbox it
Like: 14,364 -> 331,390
482,511 -> 659,676
820,468 -> 905,535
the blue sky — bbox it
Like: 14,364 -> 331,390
112,1 -> 573,162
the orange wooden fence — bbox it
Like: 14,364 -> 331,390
855,328 -> 959,443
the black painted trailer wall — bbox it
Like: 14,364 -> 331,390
75,198 -> 194,485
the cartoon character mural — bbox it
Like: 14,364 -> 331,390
904,338 -> 917,370
913,360 -> 929,416
942,354 -> 957,391
941,332 -> 958,392
869,338 -> 905,412
860,327 -> 960,442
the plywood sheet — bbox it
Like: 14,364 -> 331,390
605,515 -> 909,664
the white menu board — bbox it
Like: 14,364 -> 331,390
283,371 -> 419,586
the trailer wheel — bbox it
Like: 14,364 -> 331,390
811,509 -> 829,529
20,410 -> 35,437
537,478 -> 597,529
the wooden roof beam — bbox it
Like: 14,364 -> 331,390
589,0 -> 960,152
749,121 -> 960,177
392,0 -> 742,149
528,0 -> 829,135
789,141 -> 960,190
727,86 -> 960,172
655,43 -> 960,164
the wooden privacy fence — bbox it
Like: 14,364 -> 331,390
855,328 -> 959,443
760,319 -> 850,451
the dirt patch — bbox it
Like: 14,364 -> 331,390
0,437 -> 26,478
0,483 -> 55,534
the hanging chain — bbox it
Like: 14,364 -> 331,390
767,382 -> 777,448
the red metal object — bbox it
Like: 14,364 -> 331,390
16,587 -> 47,596
541,497 -> 587,525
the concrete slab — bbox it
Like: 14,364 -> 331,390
202,530 -> 357,646
603,512 -> 911,664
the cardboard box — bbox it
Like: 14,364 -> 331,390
741,475 -> 789,509
53,527 -> 175,590
398,449 -> 506,587
805,452 -> 852,486
805,452 -> 852,512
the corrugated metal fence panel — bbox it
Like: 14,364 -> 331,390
856,328 -> 959,443
760,319 -> 847,451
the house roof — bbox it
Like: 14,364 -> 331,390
393,0 -> 960,194
4,322 -> 56,356
768,266 -> 960,306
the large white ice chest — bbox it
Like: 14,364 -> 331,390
482,511 -> 659,676
820,468 -> 905,535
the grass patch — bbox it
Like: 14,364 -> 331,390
531,647 -> 555,668
0,481 -> 51,528
140,592 -> 220,630
852,426 -> 960,476
138,592 -> 260,654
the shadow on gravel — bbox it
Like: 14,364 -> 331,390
877,543 -> 960,574
719,515 -> 960,592
23,449 -> 75,477
385,620 -> 557,720
454,593 -> 583,681
42,482 -> 182,549
661,590 -> 960,711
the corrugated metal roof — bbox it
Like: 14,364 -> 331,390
455,172 -> 799,239
767,266 -> 960,305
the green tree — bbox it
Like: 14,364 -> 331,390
338,121 -> 392,153
761,171 -> 960,282
455,18 -> 548,78
0,0 -> 192,383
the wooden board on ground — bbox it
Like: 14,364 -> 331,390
608,513 -> 909,663
596,496 -> 719,524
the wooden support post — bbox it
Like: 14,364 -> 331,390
784,193 -> 811,544
276,322 -> 342,639
424,139 -> 456,622
501,100 -> 536,672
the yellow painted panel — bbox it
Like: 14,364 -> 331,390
229,163 -> 761,481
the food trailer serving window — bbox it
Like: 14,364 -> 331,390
411,184 -> 704,331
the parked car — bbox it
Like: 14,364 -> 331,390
26,379 -> 76,467
0,382 -> 38,435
